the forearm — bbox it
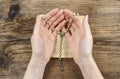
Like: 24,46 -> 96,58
77,55 -> 104,79
23,55 -> 47,79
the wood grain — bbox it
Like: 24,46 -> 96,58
0,0 -> 120,79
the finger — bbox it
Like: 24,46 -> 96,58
42,18 -> 50,30
62,27 -> 71,38
71,23 -> 77,31
45,23 -> 50,30
63,9 -> 73,20
44,8 -> 59,21
70,16 -> 84,33
53,20 -> 65,36
73,16 -> 82,28
69,26 -> 75,35
83,15 -> 92,35
56,20 -> 65,31
33,15 -> 42,35
73,16 -> 81,22
64,9 -> 82,25
48,9 -> 63,26
50,15 -> 64,29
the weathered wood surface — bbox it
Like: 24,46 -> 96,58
0,0 -> 120,79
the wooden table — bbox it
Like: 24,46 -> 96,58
0,0 -> 120,79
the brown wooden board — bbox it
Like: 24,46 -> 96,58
0,0 -> 120,79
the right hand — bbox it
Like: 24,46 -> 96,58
31,9 -> 65,63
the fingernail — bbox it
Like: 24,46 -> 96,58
85,15 -> 88,22
86,15 -> 88,20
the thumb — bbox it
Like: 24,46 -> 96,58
33,15 -> 42,35
83,15 -> 92,36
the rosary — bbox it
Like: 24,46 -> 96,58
53,16 -> 73,79
41,13 -> 78,77
57,17 -> 73,72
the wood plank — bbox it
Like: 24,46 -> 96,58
0,0 -> 120,79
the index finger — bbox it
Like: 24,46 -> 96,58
64,9 -> 80,21
44,8 -> 59,21
63,9 -> 73,19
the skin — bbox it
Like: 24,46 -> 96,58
23,9 -> 104,79
63,9 -> 104,79
23,9 -> 65,79
63,9 -> 93,64
31,9 -> 65,63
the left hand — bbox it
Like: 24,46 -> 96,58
63,9 -> 93,64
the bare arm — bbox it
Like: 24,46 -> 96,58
77,56 -> 104,79
23,56 -> 46,79
23,8 -> 65,79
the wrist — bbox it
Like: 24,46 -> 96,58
76,55 -> 104,79
75,55 -> 94,66
31,54 -> 48,65
24,54 -> 47,79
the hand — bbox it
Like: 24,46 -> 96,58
63,9 -> 93,64
31,9 -> 65,63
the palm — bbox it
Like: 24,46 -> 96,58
31,9 -> 65,63
31,18 -> 57,63
79,28 -> 93,57
40,24 -> 56,59
63,9 -> 93,63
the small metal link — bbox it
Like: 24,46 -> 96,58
58,32 -> 65,72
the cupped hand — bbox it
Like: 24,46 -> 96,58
31,9 -> 65,63
63,9 -> 93,64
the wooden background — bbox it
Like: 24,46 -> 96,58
0,0 -> 120,79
